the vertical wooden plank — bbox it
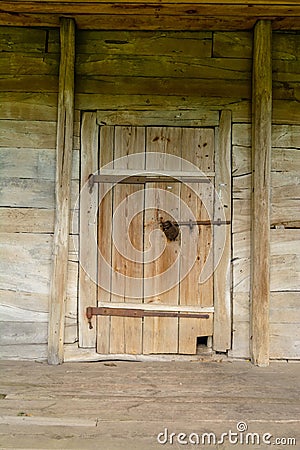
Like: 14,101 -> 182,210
179,128 -> 215,354
251,20 -> 272,367
79,112 -> 98,347
48,18 -> 75,365
110,126 -> 145,354
213,110 -> 232,352
97,125 -> 114,354
143,127 -> 181,354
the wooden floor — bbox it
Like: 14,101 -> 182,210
0,360 -> 299,449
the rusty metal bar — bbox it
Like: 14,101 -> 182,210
86,306 -> 210,329
176,219 -> 231,227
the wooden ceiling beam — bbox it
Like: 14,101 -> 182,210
0,13 -> 299,30
1,3 -> 300,15
1,1 -> 300,29
4,0 -> 300,4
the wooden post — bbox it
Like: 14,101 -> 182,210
213,110 -> 232,352
79,112 -> 99,348
48,17 -> 76,365
251,20 -> 272,367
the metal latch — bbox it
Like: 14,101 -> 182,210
86,306 -> 210,330
176,218 -> 231,229
160,218 -> 230,240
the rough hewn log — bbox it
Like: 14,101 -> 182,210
48,18 -> 75,365
251,20 -> 272,367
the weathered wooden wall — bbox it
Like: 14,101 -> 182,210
0,26 -> 299,360
0,27 -> 78,360
229,32 -> 300,360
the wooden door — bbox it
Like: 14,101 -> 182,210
96,125 -> 214,355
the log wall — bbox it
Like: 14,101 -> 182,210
0,27 -> 78,360
0,26 -> 299,360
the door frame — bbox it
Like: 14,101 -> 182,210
77,109 -> 232,357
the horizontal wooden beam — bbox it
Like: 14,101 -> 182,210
2,0 -> 300,5
0,5 -> 299,30
1,3 -> 300,15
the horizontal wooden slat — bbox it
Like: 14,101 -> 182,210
0,54 -> 59,76
0,344 -> 47,361
78,96 -> 252,119
0,148 -> 79,180
0,93 -> 58,121
0,120 -> 57,149
0,178 -> 78,209
270,292 -> 300,323
270,323 -> 300,359
0,289 -> 48,313
76,74 -> 251,96
0,208 -> 79,233
77,55 -> 251,79
232,229 -> 300,292
233,291 -> 300,323
0,233 -> 52,294
0,322 -> 48,345
214,31 -> 300,60
0,321 -> 77,345
0,208 -> 54,233
270,231 -> 300,292
271,172 -> 300,226
0,27 -> 47,53
232,323 -> 295,361
233,146 -> 300,176
0,75 -> 58,93
233,124 -> 300,147
76,30 -> 212,56
97,109 -> 219,126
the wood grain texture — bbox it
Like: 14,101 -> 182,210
179,128 -> 214,354
77,55 -> 251,79
0,93 -> 58,121
3,0 -> 300,5
229,291 -> 300,359
109,126 -> 145,354
0,208 -> 54,233
97,110 -> 219,127
0,232 -> 52,295
0,120 -> 56,149
0,2 -> 300,33
270,229 -> 300,292
251,20 -> 272,367
213,110 -> 232,352
78,112 -> 98,348
76,30 -> 212,57
48,18 -> 75,365
143,127 -> 182,354
0,26 -> 47,53
214,31 -> 300,60
3,14 -> 300,31
96,126 -> 114,354
2,2 -> 300,16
